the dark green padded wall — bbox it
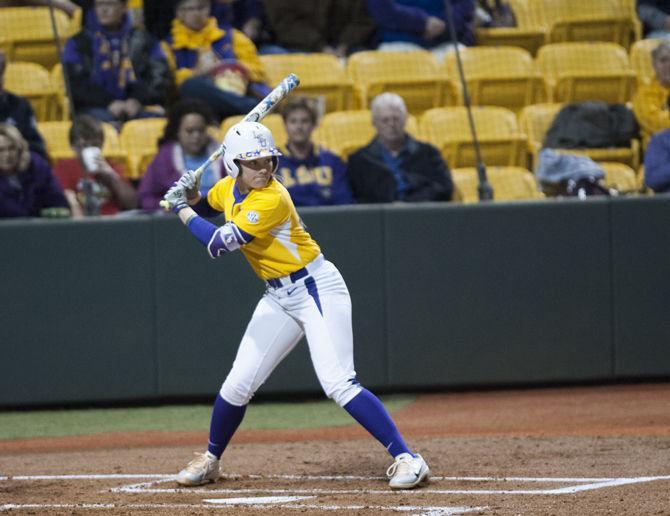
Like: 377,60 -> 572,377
383,200 -> 613,387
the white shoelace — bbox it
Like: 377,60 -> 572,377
386,455 -> 413,478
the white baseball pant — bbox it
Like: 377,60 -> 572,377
219,255 -> 363,407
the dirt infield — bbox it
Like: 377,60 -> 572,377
2,383 -> 669,515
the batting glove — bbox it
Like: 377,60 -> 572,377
178,170 -> 202,202
163,183 -> 189,214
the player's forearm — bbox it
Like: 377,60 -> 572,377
178,208 -> 219,249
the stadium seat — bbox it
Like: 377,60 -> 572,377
38,120 -> 122,160
0,7 -> 81,68
451,166 -> 543,203
630,38 -> 662,86
49,63 -> 71,121
519,103 -> 641,170
474,0 -> 548,56
536,42 -> 636,104
538,0 -> 640,48
443,46 -> 543,112
259,53 -> 353,112
598,161 -> 638,192
119,118 -> 167,180
317,109 -> 419,159
3,61 -> 54,121
346,50 -> 453,114
419,106 -> 527,168
221,113 -> 289,149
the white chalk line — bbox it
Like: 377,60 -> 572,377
0,503 -> 487,515
4,473 -> 670,495
0,473 -> 645,482
108,474 -> 670,496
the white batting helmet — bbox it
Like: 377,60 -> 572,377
222,121 -> 282,178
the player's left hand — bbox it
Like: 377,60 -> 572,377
163,183 -> 189,213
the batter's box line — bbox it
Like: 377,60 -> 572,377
3,473 -> 669,495
108,473 -> 670,496
0,502 -> 488,515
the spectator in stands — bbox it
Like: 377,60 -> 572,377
643,128 -> 670,193
144,0 -> 264,41
62,0 -> 172,127
53,114 -> 137,217
637,0 -> 670,39
0,123 -> 70,218
277,96 -> 353,207
162,0 -> 271,121
262,0 -> 375,57
347,92 -> 453,203
0,51 -> 47,159
365,0 -> 476,61
138,99 -> 224,210
632,40 -> 670,139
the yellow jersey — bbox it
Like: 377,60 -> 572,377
207,176 -> 321,280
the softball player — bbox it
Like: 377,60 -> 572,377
162,121 -> 430,489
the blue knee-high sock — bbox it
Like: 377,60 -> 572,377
207,394 -> 247,459
343,388 -> 412,458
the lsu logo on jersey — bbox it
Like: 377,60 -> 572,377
279,165 -> 333,188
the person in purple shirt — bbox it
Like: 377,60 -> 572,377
276,97 -> 354,207
0,124 -> 70,218
138,99 -> 225,211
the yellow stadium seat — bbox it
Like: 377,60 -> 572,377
539,0 -> 639,49
3,61 -> 54,121
0,7 -> 81,68
419,106 -> 527,168
443,46 -> 543,112
317,110 -> 419,159
346,50 -> 452,114
119,118 -> 167,180
630,38 -> 662,86
39,120 -> 122,162
260,53 -> 353,112
598,161 -> 638,192
518,102 -> 563,165
50,63 -> 72,121
474,0 -> 548,56
536,42 -> 636,104
221,113 -> 289,149
519,103 -> 640,169
452,166 -> 543,203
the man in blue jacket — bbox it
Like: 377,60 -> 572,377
277,97 -> 354,207
347,92 -> 453,203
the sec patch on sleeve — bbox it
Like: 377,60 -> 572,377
246,210 -> 260,224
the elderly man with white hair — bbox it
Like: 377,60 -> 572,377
347,92 -> 453,203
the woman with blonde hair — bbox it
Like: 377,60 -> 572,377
0,123 -> 70,218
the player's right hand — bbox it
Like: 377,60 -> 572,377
178,170 -> 202,202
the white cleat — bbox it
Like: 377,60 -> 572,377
176,451 -> 220,486
386,452 -> 430,489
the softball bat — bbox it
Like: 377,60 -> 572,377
159,73 -> 300,210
